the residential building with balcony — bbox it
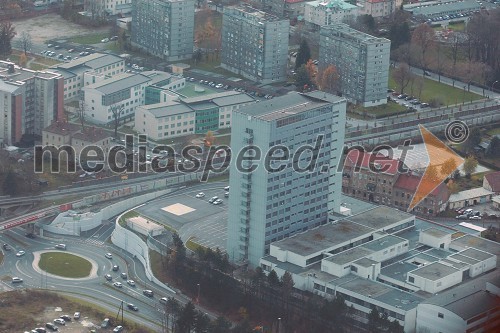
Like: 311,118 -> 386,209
131,0 -> 195,61
221,4 -> 289,84
319,23 -> 390,107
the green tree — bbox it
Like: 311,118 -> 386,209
209,316 -> 231,333
295,39 -> 311,69
463,156 -> 478,177
463,127 -> 481,152
2,170 -> 18,196
177,301 -> 197,333
487,136 -> 500,157
368,307 -> 382,333
194,311 -> 210,333
267,269 -> 280,287
0,21 -> 16,58
389,21 -> 410,50
295,65 -> 312,91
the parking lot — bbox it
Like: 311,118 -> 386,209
136,185 -> 229,250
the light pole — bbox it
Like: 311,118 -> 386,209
491,80 -> 499,97
462,85 -> 467,105
197,283 -> 200,304
278,317 -> 281,333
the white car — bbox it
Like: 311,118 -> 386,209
195,192 -> 205,198
12,277 -> 23,283
224,186 -> 230,191
101,38 -> 109,43
127,279 -> 136,286
54,318 -> 66,325
469,215 -> 482,220
105,253 -> 113,259
16,250 -> 26,257
216,84 -> 223,89
73,312 -> 80,320
113,282 -> 123,288
213,199 -> 223,205
160,297 -> 168,304
208,196 -> 218,203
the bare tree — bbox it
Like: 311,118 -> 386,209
392,62 -> 413,94
110,104 -> 124,139
76,101 -> 87,131
411,24 -> 436,72
18,31 -> 32,56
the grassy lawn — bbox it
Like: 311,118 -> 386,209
388,69 -> 483,106
486,127 -> 500,136
186,237 -> 207,252
29,63 -> 49,71
0,252 -> 3,265
453,172 -> 485,192
69,33 -> 109,45
119,210 -> 139,227
39,252 -> 92,278
34,56 -> 62,66
105,42 -> 122,53
351,101 -> 407,118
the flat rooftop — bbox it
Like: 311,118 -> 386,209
325,246 -> 373,266
333,275 -> 424,311
361,234 -> 407,252
424,248 -> 451,259
140,101 -> 193,118
421,227 -> 451,239
272,219 -> 375,257
409,262 -> 460,281
380,261 -> 420,283
451,234 -> 500,258
85,72 -> 151,94
443,290 -> 500,320
346,206 -> 414,231
458,248 -> 496,262
448,253 -> 479,265
354,257 -> 378,268
237,91 -> 343,122
0,61 -> 61,81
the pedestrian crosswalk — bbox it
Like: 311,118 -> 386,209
73,238 -> 106,247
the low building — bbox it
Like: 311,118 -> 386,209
84,0 -> 132,18
82,72 -> 152,125
72,127 -> 114,157
304,0 -> 359,29
492,195 -> 500,210
483,171 -> 500,194
135,91 -> 255,140
404,0 -> 486,20
51,53 -> 125,101
448,187 -> 494,210
358,0 -> 399,18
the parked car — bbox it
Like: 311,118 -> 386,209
456,214 -> 468,219
213,199 -> 223,205
36,327 -> 48,333
469,215 -> 482,220
464,208 -> 474,215
101,318 -> 110,328
143,289 -> 154,297
59,315 -> 71,322
224,186 -> 230,191
101,38 -> 109,43
397,94 -> 408,99
224,192 -> 229,198
208,196 -> 218,203
73,312 -> 80,320
44,323 -> 57,331
195,192 -> 205,198
12,277 -> 23,283
53,318 -> 65,325
113,326 -> 124,333
420,103 -> 430,108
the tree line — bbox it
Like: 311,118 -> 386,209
157,233 -> 403,333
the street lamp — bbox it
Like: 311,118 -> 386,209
462,86 -> 467,105
278,317 -> 282,333
197,283 -> 200,304
491,80 -> 499,96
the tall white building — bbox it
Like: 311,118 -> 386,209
319,23 -> 391,107
226,91 -> 346,266
221,5 -> 289,84
84,0 -> 132,17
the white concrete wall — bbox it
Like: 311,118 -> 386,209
469,255 -> 497,278
416,304 -> 465,333
419,232 -> 451,250
408,269 -> 463,294
43,211 -> 103,236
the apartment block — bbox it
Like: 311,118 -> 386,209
221,5 -> 289,84
358,0 -> 399,18
51,53 -> 125,101
226,91 -> 346,266
304,0 -> 359,29
0,61 -> 64,146
131,0 -> 195,61
265,0 -> 307,19
319,23 -> 390,107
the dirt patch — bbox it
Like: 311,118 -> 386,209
12,13 -> 109,44
36,307 -> 100,333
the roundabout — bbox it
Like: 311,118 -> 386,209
32,251 -> 99,280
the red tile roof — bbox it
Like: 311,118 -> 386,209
394,173 -> 450,200
345,150 -> 401,175
484,171 -> 500,192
